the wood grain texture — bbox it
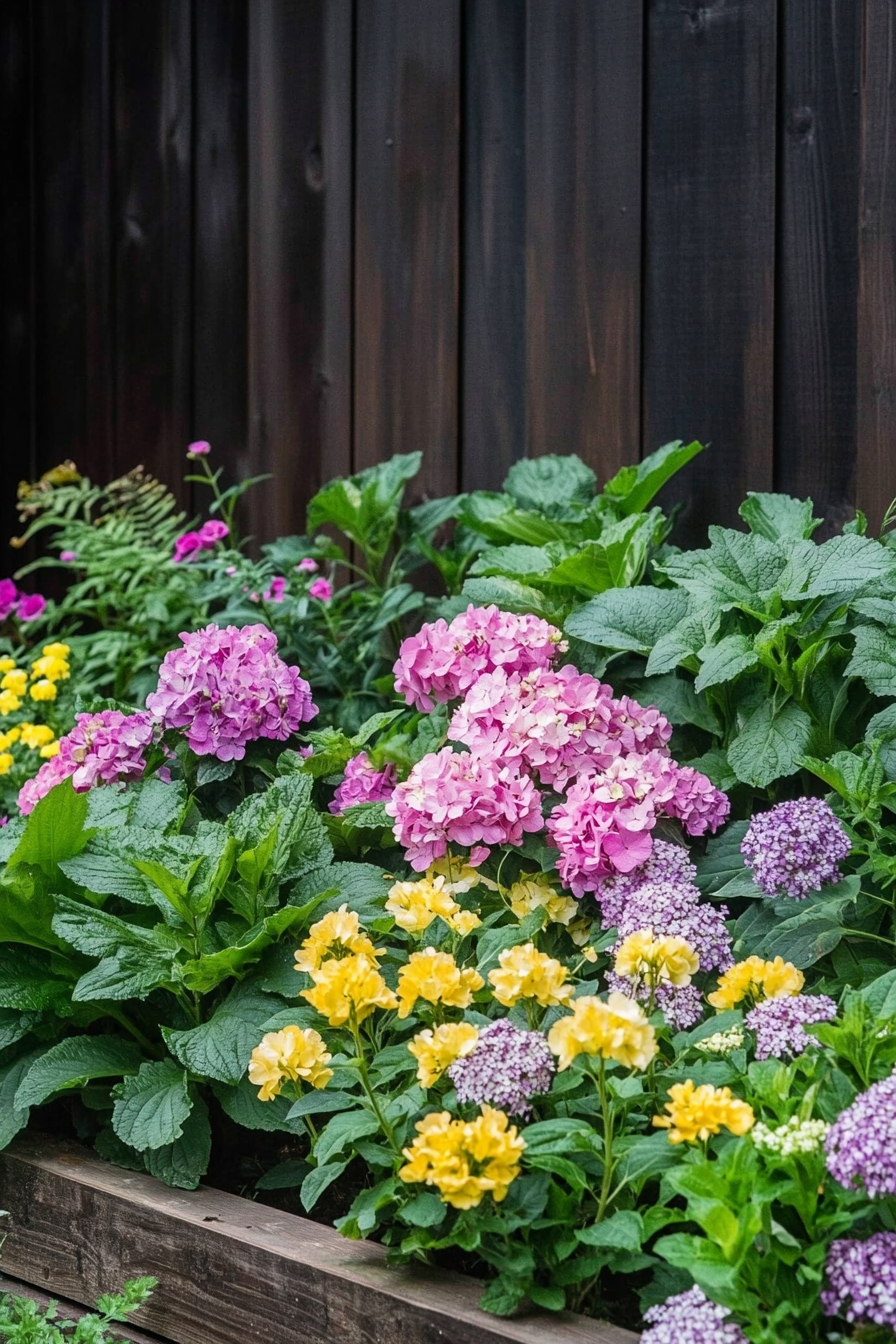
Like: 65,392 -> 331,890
776,0 -> 862,528
320,0 -> 354,487
193,0 -> 249,506
0,1138 -> 639,1344
354,0 -> 461,500
856,0 -> 896,531
461,0 -> 526,490
248,0 -> 325,541
0,1275 -> 167,1344
643,0 -> 777,544
526,0 -> 643,483
111,0 -> 193,502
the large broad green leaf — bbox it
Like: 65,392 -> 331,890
131,778 -> 186,832
458,493 -> 573,546
503,454 -> 596,513
461,576 -> 559,621
564,587 -> 688,654
646,607 -> 722,677
0,1050 -> 44,1149
541,516 -> 652,594
659,527 -> 787,609
313,1109 -> 380,1167
291,861 -> 392,919
52,895 -> 174,961
0,864 -> 64,952
15,1035 -> 143,1107
727,699 -> 813,788
747,880 -> 860,969
778,533 -> 896,602
144,1094 -> 212,1189
307,453 -> 421,563
602,440 -> 704,517
111,1059 -> 192,1151
469,544 -> 553,579
212,1078 -> 308,1135
8,779 -> 91,878
0,946 -> 75,1012
576,1210 -> 643,1252
694,633 -> 759,694
636,673 -> 719,733
301,1159 -> 351,1212
739,492 -> 822,542
0,1008 -> 40,1051
58,854 -> 154,905
847,625 -> 896,697
866,703 -> 896,780
228,773 -> 331,885
178,904 -> 314,993
164,984 -> 284,1085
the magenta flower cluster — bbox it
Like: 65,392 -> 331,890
393,604 -> 567,712
172,518 -> 229,563
146,623 -> 316,761
329,752 -> 397,816
385,745 -> 543,870
0,578 -> 46,623
448,1018 -> 555,1117
642,1286 -> 747,1344
18,710 -> 156,815
822,1232 -> 896,1328
741,797 -> 851,900
824,1072 -> 896,1198
745,993 -> 837,1061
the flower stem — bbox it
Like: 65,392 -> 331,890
350,1010 -> 401,1156
595,1058 -> 615,1223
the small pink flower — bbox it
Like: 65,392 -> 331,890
297,558 -> 318,573
59,551 -> 77,563
173,531 -> 204,563
17,593 -> 46,622
263,576 -> 287,603
0,580 -> 18,620
309,577 -> 333,602
188,440 -> 211,456
198,518 -> 229,546
225,566 -> 237,577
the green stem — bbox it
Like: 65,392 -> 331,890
595,1058 -> 615,1223
105,1008 -> 162,1058
350,1011 -> 401,1156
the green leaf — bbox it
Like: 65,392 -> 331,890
542,516 -> 654,594
229,773 -> 332,882
144,1095 -> 211,1189
399,1191 -> 447,1228
653,1232 -> 738,1301
694,633 -> 758,694
131,778 -> 186,832
646,606 -> 722,677
0,866 -> 63,952
0,1050 -> 43,1148
0,946 -> 74,1012
111,1059 -> 192,1151
739,492 -> 822,541
52,894 -> 170,961
504,454 -> 596,512
603,440 -> 704,516
860,970 -> 896,1019
291,862 -> 392,922
256,1159 -> 311,1190
58,854 -> 153,905
0,1008 -> 40,1051
659,527 -> 787,608
685,748 -> 738,793
695,821 -> 750,892
576,1210 -> 643,1251
727,700 -> 813,788
462,576 -> 558,621
15,1036 -> 143,1107
164,984 -> 285,1085
469,544 -> 553,579
179,905 -> 311,993
478,1277 -> 528,1317
212,1078 -> 308,1135
564,587 -> 688,654
301,1159 -> 350,1212
307,453 -> 421,562
847,625 -> 896,697
72,952 -> 176,1003
8,778 -> 91,878
637,673 -> 719,733
779,533 -> 896,601
528,1285 -> 566,1312
286,1090 -> 358,1119
313,1109 -> 380,1166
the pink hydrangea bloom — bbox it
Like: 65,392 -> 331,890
17,593 -> 46,622
309,577 -> 333,601
393,605 -> 567,712
173,531 -> 204,563
198,518 -> 229,546
146,623 -> 317,761
329,752 -> 397,815
609,694 -> 674,754
385,746 -> 543,870
664,765 -> 730,836
17,709 -> 156,814
0,580 -> 17,620
18,753 -> 74,815
188,440 -> 211,456
297,558 -> 318,573
263,576 -> 287,603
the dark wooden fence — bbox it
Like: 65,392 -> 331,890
3,0 -> 896,550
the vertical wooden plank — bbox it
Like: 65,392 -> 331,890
354,0 -> 461,500
111,0 -> 192,498
193,0 -> 249,500
461,0 -> 525,491
526,1 -> 643,482
643,0 -> 777,544
248,0 -> 325,542
82,0 -> 115,486
320,0 -> 354,488
776,0 -> 862,527
855,0 -> 896,532
0,0 -> 35,558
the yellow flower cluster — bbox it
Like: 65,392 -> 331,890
707,955 -> 804,1010
385,873 -> 481,936
653,1080 -> 755,1145
248,1026 -> 333,1101
408,1022 -> 479,1087
294,904 -> 383,973
302,953 -> 398,1027
507,873 -> 579,927
547,992 -> 657,1072
396,949 -> 484,1019
614,928 -> 700,988
0,643 -> 70,713
399,1105 -> 525,1208
488,942 -> 573,1009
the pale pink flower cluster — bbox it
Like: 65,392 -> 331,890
448,665 -> 671,791
18,710 -> 156,815
329,752 -> 397,815
393,604 -> 566,712
146,623 -> 317,761
665,765 -> 730,836
385,745 -> 543,870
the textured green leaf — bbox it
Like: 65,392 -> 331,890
847,625 -> 896,697
727,700 -> 813,788
659,528 -> 787,608
779,534 -> 896,601
52,895 -> 171,960
0,1008 -> 40,1051
0,946 -> 74,1011
504,454 -> 596,512
564,587 -> 688,654
576,1210 -> 643,1251
72,952 -> 176,1003
314,1109 -> 380,1166
144,1094 -> 211,1189
58,854 -> 153,905
738,492 -> 822,542
693,821 -> 751,893
685,748 -> 738,793
603,439 -> 704,516
111,1059 -> 192,1151
130,778 -> 186,832
646,606 -> 722,676
179,905 -> 310,993
164,984 -> 284,1085
469,544 -> 553,579
0,866 -> 63,952
8,779 -> 91,877
0,1050 -> 43,1148
300,1159 -> 351,1212
212,1077 -> 308,1135
228,772 -> 331,883
461,576 -> 558,620
291,861 -> 392,920
16,1035 -> 143,1107
694,633 -> 758,694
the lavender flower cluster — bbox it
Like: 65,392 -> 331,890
741,797 -> 851,900
825,1072 -> 896,1198
822,1232 -> 896,1328
328,752 -> 396,815
641,1286 -> 747,1344
447,1018 -> 555,1117
745,993 -> 837,1061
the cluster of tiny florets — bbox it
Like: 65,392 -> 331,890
752,1115 -> 829,1158
745,993 -> 837,1061
822,1232 -> 896,1328
329,752 -> 396,815
695,1026 -> 745,1055
18,710 -> 156,815
741,797 -> 851,899
448,1019 -> 555,1118
825,1073 -> 896,1197
642,1285 -> 747,1344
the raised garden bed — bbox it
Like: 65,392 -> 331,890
0,1136 -> 638,1344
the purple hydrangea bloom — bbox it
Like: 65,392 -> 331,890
822,1232 -> 896,1328
605,973 -> 704,1031
447,1018 -> 555,1117
741,797 -> 850,900
745,993 -> 837,1061
146,623 -> 317,761
642,1286 -> 747,1344
825,1073 -> 896,1197
610,882 -> 733,976
17,710 -> 155,815
596,840 -> 698,929
329,752 -> 397,815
